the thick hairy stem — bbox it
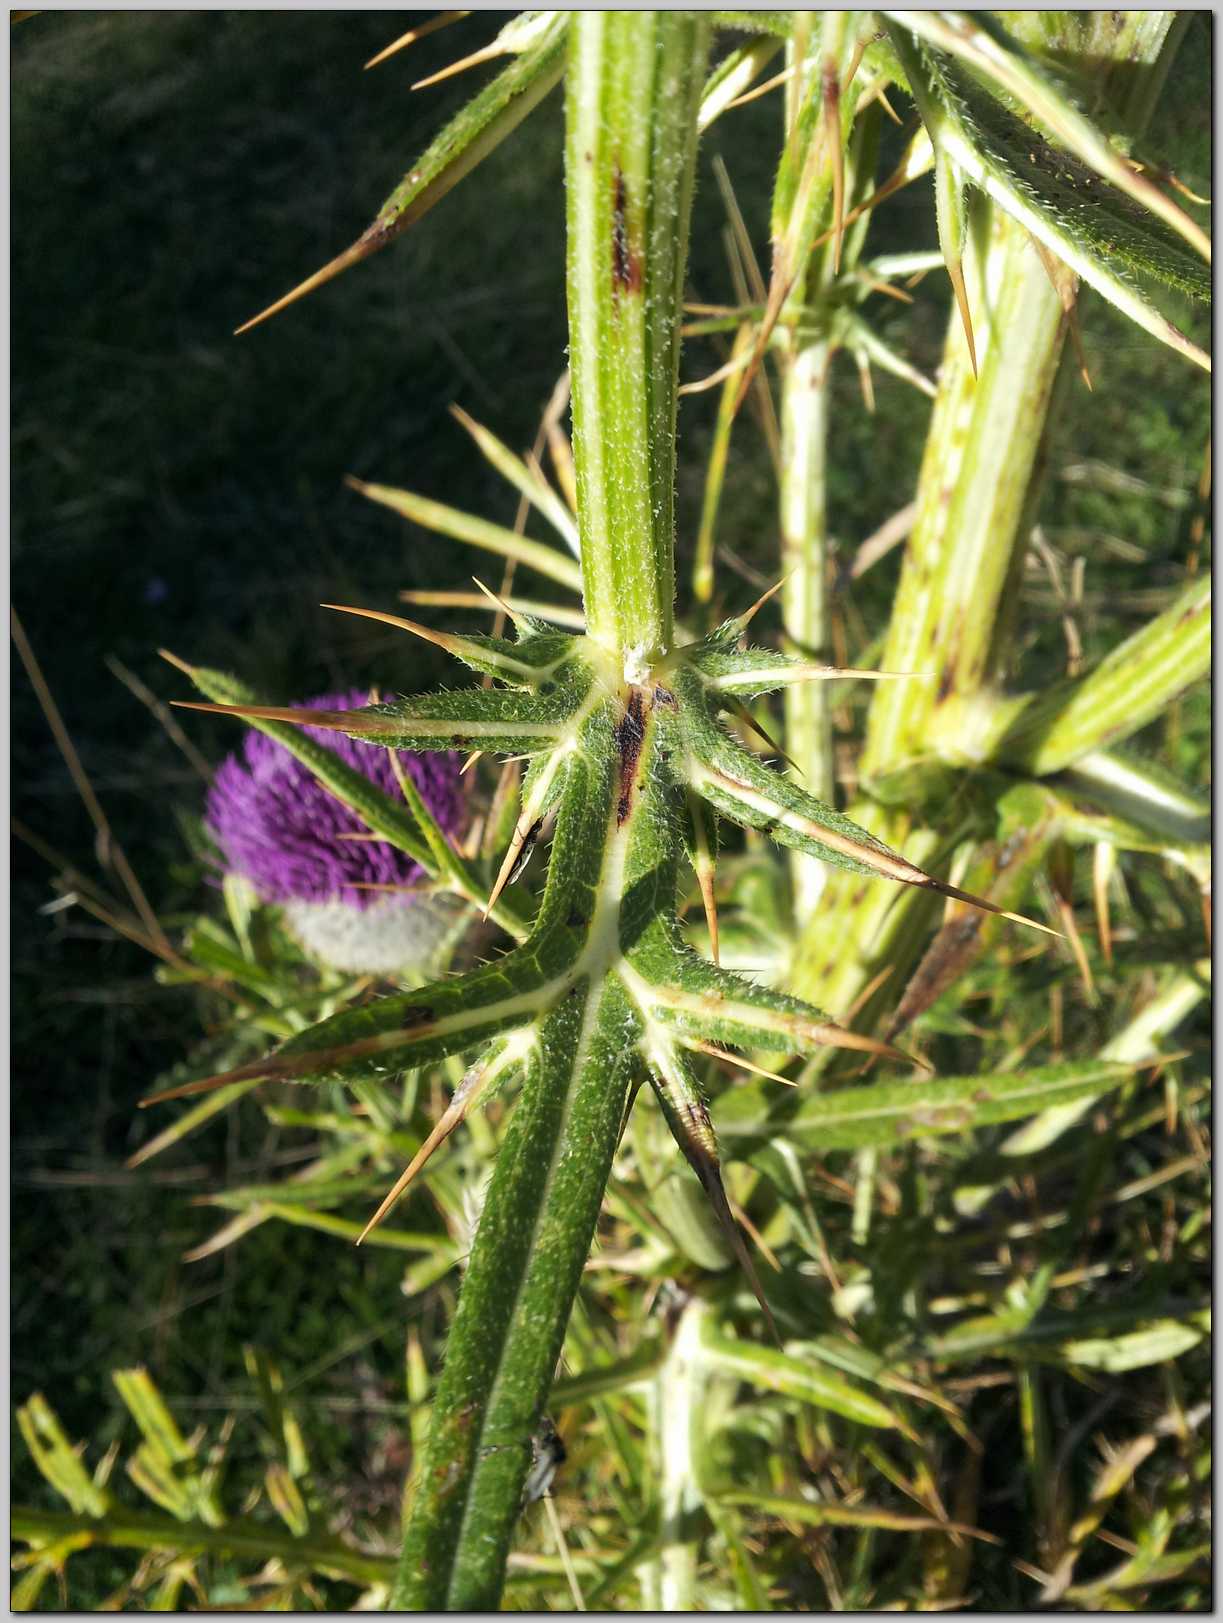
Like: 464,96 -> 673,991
392,982 -> 637,1609
996,576 -> 1211,775
566,11 -> 709,664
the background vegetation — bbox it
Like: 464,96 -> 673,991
12,10 -> 1210,1610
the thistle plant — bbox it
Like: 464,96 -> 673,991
14,9 -> 1210,1613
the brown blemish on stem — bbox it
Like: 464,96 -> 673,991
612,688 -> 647,824
611,164 -> 643,298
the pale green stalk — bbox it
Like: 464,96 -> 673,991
859,208 -> 1066,786
774,13 -> 861,912
997,575 -> 1211,775
641,1295 -> 709,1609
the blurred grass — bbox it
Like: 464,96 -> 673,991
11,9 -> 1210,1602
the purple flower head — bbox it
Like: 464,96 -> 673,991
205,690 -> 464,911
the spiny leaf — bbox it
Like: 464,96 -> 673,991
624,932 -> 917,1070
140,947 -> 562,1104
716,1057 -> 1142,1151
888,24 -> 1210,372
888,10 -> 1211,264
171,682 -> 584,756
678,670 -> 1056,935
236,14 -> 568,333
689,641 -> 916,696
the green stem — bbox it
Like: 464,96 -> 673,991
642,1295 -> 709,1609
774,14 -> 865,907
392,18 -> 709,1609
779,335 -> 833,900
995,575 -> 1211,775
392,984 -> 638,1610
860,206 -> 1066,785
12,1503 -> 396,1589
566,11 -> 709,664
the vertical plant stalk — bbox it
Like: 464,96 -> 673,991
787,205 -> 1066,1047
641,1295 -> 710,1610
567,12 -> 707,666
859,206 -> 1066,786
391,14 -> 708,1610
779,333 -> 833,912
774,13 -> 859,912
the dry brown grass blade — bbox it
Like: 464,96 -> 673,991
13,607 -> 172,958
104,655 -> 212,779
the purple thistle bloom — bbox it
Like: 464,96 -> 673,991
205,690 -> 464,911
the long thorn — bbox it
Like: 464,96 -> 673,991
169,699 -> 403,736
696,864 -> 720,965
411,39 -> 502,91
470,574 -> 525,628
235,238 -> 374,336
946,257 -> 978,378
686,1040 -> 797,1087
723,693 -> 802,774
320,600 -> 456,654
738,572 -> 791,628
364,11 -> 467,70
